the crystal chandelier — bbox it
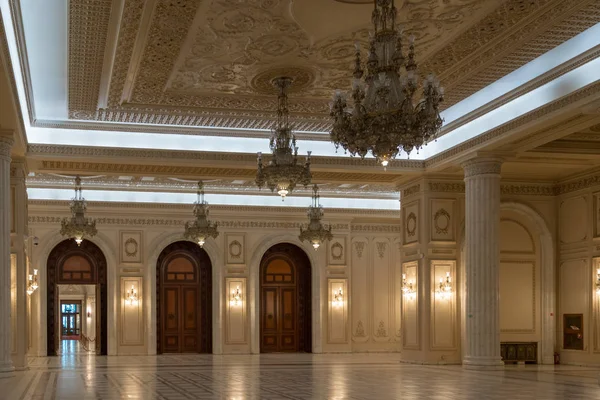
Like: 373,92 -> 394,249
60,176 -> 97,246
184,181 -> 219,248
330,0 -> 444,167
299,184 -> 333,250
256,77 -> 312,200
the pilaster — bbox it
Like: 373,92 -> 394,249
0,134 -> 15,376
462,157 -> 504,369
10,159 -> 28,370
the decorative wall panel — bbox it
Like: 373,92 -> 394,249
351,237 -> 369,342
430,260 -> 456,350
328,237 -> 346,266
593,192 -> 600,239
559,196 -> 588,244
402,261 -> 419,349
559,259 -> 588,351
327,279 -> 348,344
225,277 -> 246,344
226,234 -> 245,265
10,254 -> 16,353
593,258 -> 600,353
430,199 -> 455,242
120,277 -> 144,346
394,241 -> 402,342
372,238 -> 390,342
500,261 -> 535,333
403,202 -> 419,245
120,231 -> 142,264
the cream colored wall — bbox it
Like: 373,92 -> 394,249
27,205 -> 401,356
557,187 -> 600,365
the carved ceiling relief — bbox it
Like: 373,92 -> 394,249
164,0 -> 496,102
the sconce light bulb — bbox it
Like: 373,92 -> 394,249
312,242 -> 321,250
75,237 -> 83,246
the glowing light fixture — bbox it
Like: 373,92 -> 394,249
256,77 -> 312,200
183,181 -> 219,248
126,285 -> 138,305
299,185 -> 333,250
333,288 -> 344,307
27,269 -> 39,296
60,176 -> 97,246
436,271 -> 452,299
231,286 -> 242,306
401,273 -> 415,297
596,268 -> 600,294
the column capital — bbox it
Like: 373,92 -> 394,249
9,159 -> 27,181
0,134 -> 14,160
461,157 -> 503,179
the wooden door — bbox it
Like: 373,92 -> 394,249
260,245 -> 311,353
162,285 -> 200,353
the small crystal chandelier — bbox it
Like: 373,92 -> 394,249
60,176 -> 97,246
126,285 -> 138,305
184,181 -> 219,248
330,0 -> 444,167
256,77 -> 312,200
299,184 -> 333,250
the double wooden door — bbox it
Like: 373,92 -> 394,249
260,244 -> 311,353
161,285 -> 200,353
261,286 -> 297,352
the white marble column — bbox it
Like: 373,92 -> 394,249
0,135 -> 14,376
462,157 -> 504,369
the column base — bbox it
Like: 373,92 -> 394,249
0,362 -> 15,379
462,355 -> 504,370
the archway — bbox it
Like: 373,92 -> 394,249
156,241 -> 212,353
259,243 -> 312,353
46,239 -> 107,356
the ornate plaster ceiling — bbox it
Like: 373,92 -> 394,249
63,0 -> 600,131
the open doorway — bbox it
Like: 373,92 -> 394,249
57,285 -> 97,355
47,239 -> 108,356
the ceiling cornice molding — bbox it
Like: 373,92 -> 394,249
28,215 -> 401,232
425,81 -> 600,169
27,199 -> 400,217
0,6 -> 28,155
26,144 -> 425,171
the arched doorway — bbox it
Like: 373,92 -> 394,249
156,241 -> 212,353
260,243 -> 311,353
47,239 -> 108,356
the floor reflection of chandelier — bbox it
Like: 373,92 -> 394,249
184,181 -> 219,248
60,176 -> 97,246
330,0 -> 444,167
256,77 -> 312,200
299,185 -> 333,250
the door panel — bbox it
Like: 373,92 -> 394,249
162,285 -> 200,353
165,288 -> 179,332
182,287 -> 199,352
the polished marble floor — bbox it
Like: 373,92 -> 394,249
0,353 -> 599,400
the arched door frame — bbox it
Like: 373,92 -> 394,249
146,233 -> 222,355
249,233 -> 322,354
46,239 -> 108,356
35,231 -> 117,356
155,241 -> 213,353
459,201 -> 555,364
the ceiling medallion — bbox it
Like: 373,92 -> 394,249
251,67 -> 316,95
256,77 -> 312,200
60,176 -> 98,246
330,0 -> 444,167
299,185 -> 333,250
183,181 -> 219,248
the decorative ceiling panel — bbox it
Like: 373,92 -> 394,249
63,0 -> 599,133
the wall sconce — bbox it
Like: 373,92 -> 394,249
333,288 -> 343,307
27,269 -> 39,296
401,273 -> 416,298
126,284 -> 138,305
436,272 -> 453,299
595,268 -> 600,294
87,309 -> 91,318
231,286 -> 241,306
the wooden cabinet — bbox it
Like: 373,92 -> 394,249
501,342 -> 537,363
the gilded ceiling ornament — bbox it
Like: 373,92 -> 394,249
330,0 -> 444,167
